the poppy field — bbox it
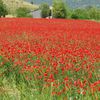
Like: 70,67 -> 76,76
0,18 -> 100,100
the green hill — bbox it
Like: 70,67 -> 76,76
3,0 -> 39,14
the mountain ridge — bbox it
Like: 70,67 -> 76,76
26,0 -> 100,8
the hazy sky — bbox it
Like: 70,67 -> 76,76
26,0 -> 100,8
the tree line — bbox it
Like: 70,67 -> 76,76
41,0 -> 100,20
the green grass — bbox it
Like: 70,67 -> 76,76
0,79 -> 100,100
0,55 -> 100,100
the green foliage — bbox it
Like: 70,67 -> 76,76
52,0 -> 67,18
0,0 -> 8,17
16,7 -> 32,17
40,3 -> 50,18
71,9 -> 90,19
88,7 -> 100,20
71,6 -> 100,20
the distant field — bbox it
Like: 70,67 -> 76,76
3,0 -> 39,14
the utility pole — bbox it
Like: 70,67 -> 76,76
50,6 -> 53,18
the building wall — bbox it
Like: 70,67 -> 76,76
31,10 -> 41,18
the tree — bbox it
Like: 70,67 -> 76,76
88,7 -> 100,20
16,7 -> 32,17
0,0 -> 8,17
31,0 -> 34,4
40,3 -> 50,18
52,0 -> 67,18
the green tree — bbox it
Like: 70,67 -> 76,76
52,0 -> 67,18
40,3 -> 50,18
30,0 -> 34,4
0,0 -> 8,17
16,7 -> 32,17
88,7 -> 100,20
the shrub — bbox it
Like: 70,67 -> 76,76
71,6 -> 100,20
88,7 -> 100,20
71,9 -> 89,19
0,0 -> 8,17
16,7 -> 32,18
52,0 -> 67,18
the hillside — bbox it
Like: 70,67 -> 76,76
3,0 -> 39,14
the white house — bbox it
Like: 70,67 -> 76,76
31,9 -> 41,18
